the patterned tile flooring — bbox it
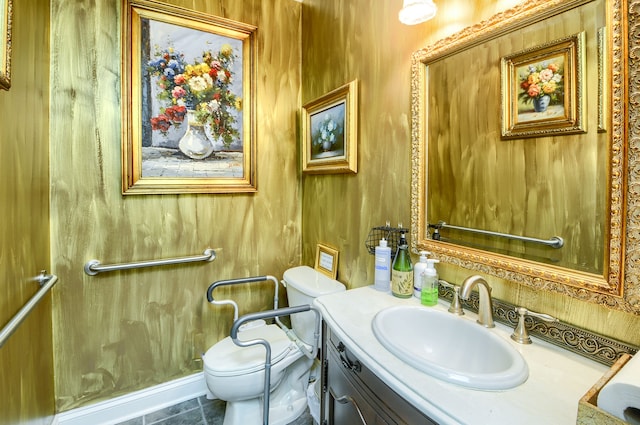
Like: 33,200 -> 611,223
115,395 -> 315,425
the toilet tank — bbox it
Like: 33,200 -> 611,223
283,266 -> 346,345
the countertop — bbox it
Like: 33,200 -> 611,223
313,286 -> 609,425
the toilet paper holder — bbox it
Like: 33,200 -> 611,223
577,353 -> 634,425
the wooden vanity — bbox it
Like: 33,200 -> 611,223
323,323 -> 436,424
315,286 -> 609,425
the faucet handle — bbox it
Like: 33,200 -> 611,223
511,307 -> 558,344
439,280 -> 464,315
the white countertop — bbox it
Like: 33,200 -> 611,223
314,286 -> 608,425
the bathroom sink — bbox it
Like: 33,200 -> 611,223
372,305 -> 528,390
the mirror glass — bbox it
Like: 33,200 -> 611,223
411,0 -> 626,302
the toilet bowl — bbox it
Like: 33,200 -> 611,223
203,266 -> 346,425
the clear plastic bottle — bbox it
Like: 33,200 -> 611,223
421,259 -> 440,306
413,250 -> 430,298
374,238 -> 392,292
391,231 -> 413,298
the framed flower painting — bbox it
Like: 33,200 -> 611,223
0,0 -> 12,91
302,80 -> 358,174
121,0 -> 256,194
500,32 -> 585,139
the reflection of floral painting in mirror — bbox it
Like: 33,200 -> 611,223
516,55 -> 565,119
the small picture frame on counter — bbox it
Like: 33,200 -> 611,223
315,243 -> 339,279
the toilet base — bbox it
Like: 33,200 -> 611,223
221,356 -> 313,425
223,395 -> 308,425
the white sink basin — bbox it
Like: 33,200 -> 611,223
372,305 -> 528,390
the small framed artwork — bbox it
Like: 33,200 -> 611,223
302,80 -> 358,174
315,243 -> 339,279
121,0 -> 257,194
501,32 -> 585,139
0,0 -> 12,90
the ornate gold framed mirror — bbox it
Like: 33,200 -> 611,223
410,0 -> 629,309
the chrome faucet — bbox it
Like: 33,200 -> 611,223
459,275 -> 494,328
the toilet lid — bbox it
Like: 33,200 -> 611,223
203,324 -> 295,376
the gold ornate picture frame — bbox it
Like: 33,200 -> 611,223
501,32 -> 585,139
0,0 -> 12,91
121,0 -> 257,194
302,80 -> 358,174
314,243 -> 339,279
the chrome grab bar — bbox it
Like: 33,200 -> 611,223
430,221 -> 564,249
207,275 -> 278,321
84,248 -> 216,275
230,305 -> 321,425
207,275 -> 318,360
0,272 -> 58,348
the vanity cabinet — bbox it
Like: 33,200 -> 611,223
321,324 -> 437,425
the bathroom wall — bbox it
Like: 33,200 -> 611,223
49,0 -> 302,411
5,0 -> 639,419
300,0 -> 640,345
0,0 -> 53,424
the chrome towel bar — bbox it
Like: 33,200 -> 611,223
84,248 -> 216,275
0,272 -> 58,348
430,222 -> 564,249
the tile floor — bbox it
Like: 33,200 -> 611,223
115,395 -> 315,425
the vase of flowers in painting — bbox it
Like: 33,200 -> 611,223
147,44 -> 242,159
519,62 -> 563,114
178,109 -> 215,159
532,94 -> 551,112
314,114 -> 339,152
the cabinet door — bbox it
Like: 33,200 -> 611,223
326,347 -> 391,425
322,328 -> 438,425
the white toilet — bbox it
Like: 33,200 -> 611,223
203,266 -> 346,425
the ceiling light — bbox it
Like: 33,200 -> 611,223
399,0 -> 437,25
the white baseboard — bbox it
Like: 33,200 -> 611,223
52,372 -> 208,425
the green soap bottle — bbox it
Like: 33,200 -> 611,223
421,259 -> 440,306
391,231 -> 413,298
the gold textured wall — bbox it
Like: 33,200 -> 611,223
4,0 -> 640,418
50,0 -> 301,411
0,0 -> 53,424
300,0 -> 640,345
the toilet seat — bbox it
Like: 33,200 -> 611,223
203,324 -> 296,377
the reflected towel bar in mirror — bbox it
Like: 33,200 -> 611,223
429,222 -> 564,249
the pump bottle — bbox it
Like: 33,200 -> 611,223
374,238 -> 392,292
412,251 -> 431,298
391,231 -> 413,298
421,259 -> 440,306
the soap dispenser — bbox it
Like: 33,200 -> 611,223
391,231 -> 413,298
421,259 -> 440,306
374,238 -> 392,292
413,251 -> 431,298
